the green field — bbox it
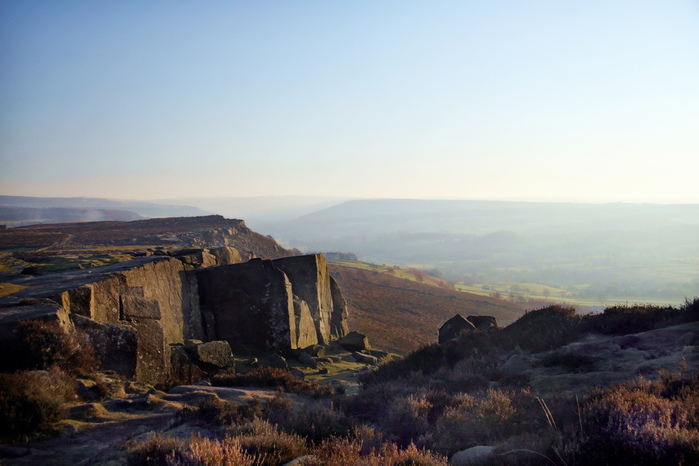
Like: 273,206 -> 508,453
455,281 -> 688,308
330,259 -> 689,309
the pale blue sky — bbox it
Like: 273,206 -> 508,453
1,1 -> 698,202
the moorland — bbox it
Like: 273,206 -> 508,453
0,212 -> 697,465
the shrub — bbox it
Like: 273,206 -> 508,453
497,305 -> 582,352
127,434 -> 259,465
682,296 -> 699,322
432,388 -> 516,454
212,367 -> 332,397
0,367 -> 77,439
573,373 -> 699,465
308,437 -> 448,466
267,400 -> 356,444
582,304 -> 683,336
382,394 -> 432,445
1,319 -> 97,375
229,419 -> 308,465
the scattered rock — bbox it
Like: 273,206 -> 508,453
186,340 -> 234,368
303,344 -> 326,357
69,403 -> 108,421
283,455 -> 316,466
369,349 -> 389,360
502,354 -> 538,378
297,351 -> 318,369
290,368 -> 305,380
466,315 -> 498,331
338,331 -> 371,352
450,445 -> 495,465
439,314 -> 476,343
76,378 -> 100,401
124,380 -> 152,394
352,351 -> 378,365
260,353 -> 289,370
60,424 -> 78,438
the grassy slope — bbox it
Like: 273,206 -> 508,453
329,262 -> 524,354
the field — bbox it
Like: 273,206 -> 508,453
456,280 -> 690,309
329,261 -> 524,354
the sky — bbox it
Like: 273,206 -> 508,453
1,0 -> 698,203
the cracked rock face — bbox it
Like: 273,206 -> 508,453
0,253 -> 350,383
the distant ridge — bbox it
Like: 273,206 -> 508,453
0,195 -> 211,222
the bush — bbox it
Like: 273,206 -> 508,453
1,319 -> 97,375
0,367 -> 77,439
181,396 -> 265,426
432,388 -> 517,454
582,304 -> 683,336
127,434 -> 259,465
212,367 -> 332,397
497,305 -> 582,352
382,394 -> 432,446
308,437 -> 448,466
229,419 -> 308,465
573,372 -> 699,465
267,400 -> 356,444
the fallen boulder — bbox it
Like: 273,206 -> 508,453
338,331 -> 371,352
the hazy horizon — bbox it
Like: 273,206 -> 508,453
2,1 -> 698,203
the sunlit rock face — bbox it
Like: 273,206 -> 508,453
0,252 -> 350,384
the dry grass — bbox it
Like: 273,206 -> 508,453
211,367 -> 333,398
0,367 -> 77,440
0,319 -> 97,376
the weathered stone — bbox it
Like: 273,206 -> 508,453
303,344 -> 325,357
173,249 -> 217,268
439,314 -> 477,344
290,369 -> 305,380
297,351 -> 317,369
132,319 -> 168,385
76,379 -> 100,401
352,351 -> 378,365
260,353 -> 288,370
329,276 -> 349,339
338,331 -> 371,352
61,286 -> 92,317
272,254 -> 334,345
466,315 -> 498,331
450,446 -> 495,465
208,247 -> 243,266
196,258 -> 296,351
121,288 -> 161,320
502,354 -> 538,378
370,350 -> 389,360
186,340 -> 233,368
294,296 -> 319,349
71,314 -> 138,378
0,299 -> 71,342
170,345 -> 208,385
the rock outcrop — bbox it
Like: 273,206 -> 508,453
438,314 -> 499,343
438,314 -> 477,344
0,251 -> 350,385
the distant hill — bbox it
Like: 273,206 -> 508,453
0,196 -> 210,223
155,196 -> 350,224
0,215 -> 291,260
0,206 -> 142,224
329,261 -> 524,354
260,199 -> 699,306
